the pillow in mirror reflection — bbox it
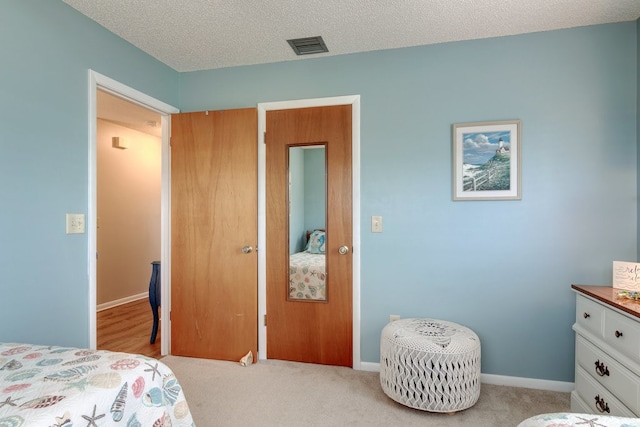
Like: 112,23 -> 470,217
305,230 -> 325,254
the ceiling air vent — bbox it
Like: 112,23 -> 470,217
287,36 -> 329,56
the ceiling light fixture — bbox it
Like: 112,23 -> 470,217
112,136 -> 128,149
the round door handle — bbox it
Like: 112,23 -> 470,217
338,246 -> 349,255
242,246 -> 253,254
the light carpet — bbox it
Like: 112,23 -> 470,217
161,355 -> 570,427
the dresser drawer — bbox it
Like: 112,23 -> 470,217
604,308 -> 640,364
576,334 -> 640,413
574,365 -> 635,417
576,295 -> 605,338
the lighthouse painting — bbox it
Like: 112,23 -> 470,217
452,120 -> 521,201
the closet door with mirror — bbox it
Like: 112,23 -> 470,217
266,105 -> 353,367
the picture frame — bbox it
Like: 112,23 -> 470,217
452,120 -> 521,201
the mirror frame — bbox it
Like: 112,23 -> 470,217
286,143 -> 328,302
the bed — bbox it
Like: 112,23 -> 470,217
289,229 -> 326,301
0,342 -> 194,427
517,412 -> 640,426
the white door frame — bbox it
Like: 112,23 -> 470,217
88,70 -> 179,355
257,95 -> 361,369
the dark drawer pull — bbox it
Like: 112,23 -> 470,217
594,395 -> 610,413
583,312 -> 590,319
615,330 -> 623,338
594,360 -> 610,377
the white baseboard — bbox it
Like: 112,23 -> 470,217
480,373 -> 574,393
97,292 -> 148,312
359,361 -> 381,372
357,362 -> 574,393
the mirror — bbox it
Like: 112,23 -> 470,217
288,144 -> 327,301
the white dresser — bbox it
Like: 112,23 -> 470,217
572,284 -> 640,417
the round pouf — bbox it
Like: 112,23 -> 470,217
380,318 -> 481,413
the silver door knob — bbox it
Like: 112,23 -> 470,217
242,246 -> 253,254
338,246 -> 349,255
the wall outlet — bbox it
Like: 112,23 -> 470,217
389,314 -> 400,322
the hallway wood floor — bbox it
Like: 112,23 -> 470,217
97,298 -> 161,359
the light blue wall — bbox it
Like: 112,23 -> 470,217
289,147 -> 326,253
304,148 -> 326,232
289,148 -> 305,253
1,1 -> 637,383
0,1 -> 179,347
181,23 -> 637,382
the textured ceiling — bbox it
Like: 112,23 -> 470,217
63,0 -> 640,73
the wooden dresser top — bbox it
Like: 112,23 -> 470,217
572,284 -> 640,320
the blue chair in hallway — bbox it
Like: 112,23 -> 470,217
149,261 -> 161,344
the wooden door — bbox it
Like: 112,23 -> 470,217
170,108 -> 258,361
266,105 -> 353,367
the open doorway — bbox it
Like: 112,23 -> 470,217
95,89 -> 163,358
88,70 -> 179,356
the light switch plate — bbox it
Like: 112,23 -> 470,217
66,213 -> 86,234
371,215 -> 383,233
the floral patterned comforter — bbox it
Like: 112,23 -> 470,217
289,252 -> 326,300
0,342 -> 194,427
517,412 -> 640,426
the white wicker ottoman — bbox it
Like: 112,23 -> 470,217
380,318 -> 481,413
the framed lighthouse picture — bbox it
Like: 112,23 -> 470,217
452,120 -> 521,201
